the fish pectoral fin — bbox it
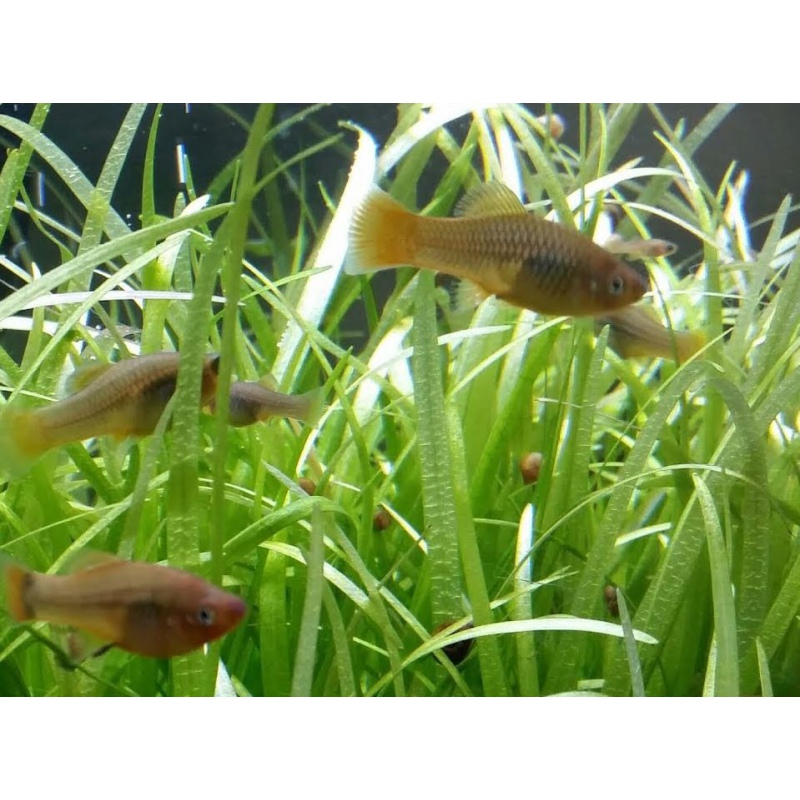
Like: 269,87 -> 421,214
65,360 -> 113,394
454,181 -> 526,218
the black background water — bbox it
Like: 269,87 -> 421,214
1,103 -> 798,295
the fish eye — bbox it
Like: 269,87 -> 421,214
197,607 -> 215,626
608,275 -> 625,296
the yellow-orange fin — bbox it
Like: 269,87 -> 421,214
454,181 -> 525,218
3,561 -> 34,622
345,187 -> 417,276
0,407 -> 49,478
676,331 -> 705,362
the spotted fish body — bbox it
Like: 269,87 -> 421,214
0,352 -> 220,475
346,182 -> 650,317
3,555 -> 246,659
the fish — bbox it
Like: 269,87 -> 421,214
598,305 -> 704,362
215,381 -> 324,428
0,351 -> 220,475
3,553 -> 246,659
345,182 -> 650,317
603,233 -> 677,259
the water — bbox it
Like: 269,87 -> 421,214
0,103 -> 797,348
2,104 -> 798,262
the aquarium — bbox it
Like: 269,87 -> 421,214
0,103 -> 799,697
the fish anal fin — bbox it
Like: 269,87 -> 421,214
453,279 -> 491,315
66,361 -> 112,394
65,628 -> 117,664
455,182 -> 526,218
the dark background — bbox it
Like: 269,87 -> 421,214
1,103 -> 798,277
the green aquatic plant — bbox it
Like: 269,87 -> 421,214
0,102 -> 798,696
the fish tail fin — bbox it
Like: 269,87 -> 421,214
345,187 -> 419,275
677,331 -> 705,362
3,560 -> 34,622
0,407 -> 48,477
297,388 -> 326,426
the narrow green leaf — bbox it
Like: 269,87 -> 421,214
616,589 -> 645,697
755,638 -> 773,698
694,473 -> 739,697
77,104 -> 147,259
411,271 -> 462,626
446,403 -> 508,696
291,506 -> 326,696
0,104 -> 49,243
0,113 -> 131,241
512,503 -> 539,696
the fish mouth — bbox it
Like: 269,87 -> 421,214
226,596 -> 247,623
627,263 -> 652,296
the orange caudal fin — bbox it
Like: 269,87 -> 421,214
0,407 -> 49,478
676,330 -> 705,362
345,187 -> 420,275
3,561 -> 34,622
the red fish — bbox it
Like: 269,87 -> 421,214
3,553 -> 246,659
346,182 -> 650,317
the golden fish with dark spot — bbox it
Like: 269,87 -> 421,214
346,182 -> 650,317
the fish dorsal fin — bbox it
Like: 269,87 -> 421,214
66,361 -> 112,394
64,549 -> 124,575
454,182 -> 526,218
205,354 -> 221,375
258,372 -> 279,391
